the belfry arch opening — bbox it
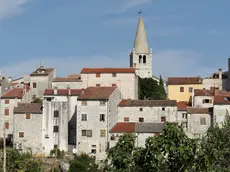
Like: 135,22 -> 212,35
139,55 -> 142,63
143,55 -> 146,63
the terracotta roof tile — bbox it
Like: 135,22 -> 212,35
177,101 -> 189,111
81,68 -> 135,74
1,88 -> 23,99
70,89 -> 82,96
118,99 -> 177,107
30,68 -> 55,76
168,77 -> 202,85
214,96 -> 230,105
110,122 -> 136,133
67,74 -> 81,78
214,90 -> 230,97
187,107 -> 212,114
78,87 -> 116,100
194,89 -> 214,96
44,89 -> 82,96
52,77 -> 81,82
14,103 -> 42,114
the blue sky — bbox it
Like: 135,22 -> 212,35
0,0 -> 230,79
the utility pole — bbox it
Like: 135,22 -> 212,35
3,126 -> 6,172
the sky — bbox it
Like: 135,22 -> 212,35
0,0 -> 230,79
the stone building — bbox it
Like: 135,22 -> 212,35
13,103 -> 43,156
192,89 -> 214,108
176,101 -> 189,131
76,87 -> 121,161
51,76 -> 82,89
117,99 -> 177,123
80,68 -> 138,99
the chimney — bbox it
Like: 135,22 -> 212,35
218,68 -> 222,79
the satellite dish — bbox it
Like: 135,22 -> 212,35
72,148 -> 77,154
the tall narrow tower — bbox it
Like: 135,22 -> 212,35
130,14 -> 152,78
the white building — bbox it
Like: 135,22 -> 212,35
52,77 -> 82,89
110,122 -> 164,148
42,88 -> 81,156
80,68 -> 138,99
0,88 -> 23,138
117,99 -> 177,123
176,101 -> 189,131
187,107 -> 212,138
129,15 -> 152,78
30,65 -> 56,100
192,89 -> 214,108
76,87 -> 121,161
13,103 -> 43,156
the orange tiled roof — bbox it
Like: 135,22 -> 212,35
214,96 -> 230,105
168,77 -> 202,85
177,101 -> 189,111
52,77 -> 81,82
110,122 -> 136,133
81,68 -> 135,74
194,89 -> 214,96
14,103 -> 42,114
118,99 -> 177,107
44,89 -> 82,96
187,107 -> 212,114
1,88 -> 23,99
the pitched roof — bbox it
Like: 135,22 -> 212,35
81,68 -> 135,74
1,88 -> 23,99
110,122 -> 165,133
14,103 -> 42,114
187,107 -> 212,114
52,77 -> 81,82
168,77 -> 202,85
44,89 -> 82,96
78,87 -> 116,100
118,99 -> 177,107
214,96 -> 230,105
67,74 -> 81,78
177,101 -> 189,111
194,89 -> 214,96
30,68 -> 55,76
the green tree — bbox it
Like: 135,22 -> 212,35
69,153 -> 98,172
158,75 -> 167,99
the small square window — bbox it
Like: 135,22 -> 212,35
4,122 -> 9,129
200,117 -> 206,125
4,109 -> 9,116
112,73 -> 117,77
100,101 -> 106,106
86,130 -> 92,137
182,113 -> 187,119
96,73 -> 100,77
124,117 -> 129,122
162,107 -> 165,111
91,149 -> 96,154
82,114 -> 87,121
139,117 -> 144,122
96,84 -> 100,87
47,98 -> 52,101
100,114 -> 105,122
161,117 -> 166,122
54,110 -> 59,117
82,130 -> 86,136
5,100 -> 9,104
112,84 -> 116,87
33,83 -> 37,88
54,145 -> 58,149
81,101 -> 87,106
100,129 -> 106,137
139,108 -> 143,111
19,132 -> 24,138
189,87 -> 193,93
180,87 -> 184,92
26,113 -> 31,119
53,126 -> 59,132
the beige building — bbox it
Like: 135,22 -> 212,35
80,68 -> 138,99
51,76 -> 82,89
192,89 -> 214,108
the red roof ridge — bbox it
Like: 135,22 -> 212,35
81,68 -> 136,74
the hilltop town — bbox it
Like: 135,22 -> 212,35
1,15 -> 230,170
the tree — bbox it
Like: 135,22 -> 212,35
69,153 -> 98,172
158,75 -> 167,100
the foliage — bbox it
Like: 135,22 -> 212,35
49,148 -> 65,159
69,153 -> 98,172
138,76 -> 166,100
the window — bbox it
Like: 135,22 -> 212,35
200,117 -> 206,125
96,84 -> 100,87
189,87 -> 193,93
47,98 -> 52,101
139,108 -> 143,111
139,117 -> 144,122
53,126 -> 59,132
182,113 -> 187,119
161,117 -> 166,122
54,110 -> 59,117
124,117 -> 129,122
139,55 -> 142,63
81,101 -> 87,106
133,63 -> 136,67
19,132 -> 24,138
33,82 -> 37,88
54,145 -> 58,149
100,114 -> 105,122
5,100 -> 9,104
82,130 -> 93,137
112,73 -> 117,77
4,122 -> 9,129
202,99 -> 212,104
26,113 -> 31,119
96,73 -> 100,77
162,107 -> 165,111
143,55 -> 146,63
4,109 -> 9,116
82,114 -> 87,121
112,84 -> 116,87
100,101 -> 106,105
91,149 -> 96,154
100,129 -> 106,137
180,87 -> 184,92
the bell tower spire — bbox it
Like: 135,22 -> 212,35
130,12 -> 152,78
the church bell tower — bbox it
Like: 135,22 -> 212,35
130,14 -> 152,78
